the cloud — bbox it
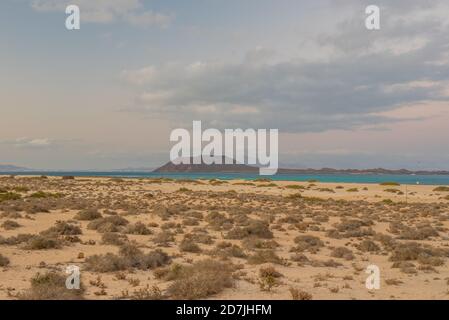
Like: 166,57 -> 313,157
30,0 -> 173,27
1,137 -> 53,149
119,1 -> 449,132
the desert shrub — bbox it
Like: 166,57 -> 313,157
247,249 -> 282,264
179,239 -> 201,253
18,272 -> 83,300
286,193 -> 303,200
86,245 -> 170,273
259,266 -> 282,278
206,212 -> 233,230
331,247 -> 354,260
74,209 -> 102,221
153,231 -> 175,246
12,186 -> 30,192
29,191 -> 63,199
380,182 -> 400,186
399,224 -> 438,240
87,216 -> 129,233
101,232 -> 128,246
128,285 -> 164,300
285,185 -> 305,190
334,219 -> 374,238
23,235 -> 62,250
0,233 -> 34,245
124,222 -> 152,235
1,220 -> 21,230
346,188 -> 358,192
317,188 -> 335,193
433,186 -> 449,192
389,242 -> 444,262
289,287 -> 312,300
242,237 -> 279,251
225,220 -> 273,239
183,232 -> 213,244
62,176 -> 75,180
166,260 -> 234,299
356,240 -> 380,252
384,189 -> 401,194
211,242 -> 246,259
0,254 -> 10,267
293,235 -> 324,253
41,221 -> 82,236
0,192 -> 21,202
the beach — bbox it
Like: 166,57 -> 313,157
1,175 -> 449,300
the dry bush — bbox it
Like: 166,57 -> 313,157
85,244 -> 170,272
29,191 -> 64,199
74,209 -> 102,221
259,266 -> 282,278
0,233 -> 34,245
398,224 -> 438,240
225,220 -> 273,239
124,222 -> 152,235
331,219 -> 374,238
242,238 -> 279,250
385,278 -> 403,286
248,249 -> 283,265
289,287 -> 312,300
18,272 -> 84,300
41,221 -> 82,236
292,235 -> 324,253
433,186 -> 449,192
153,230 -> 175,246
23,235 -> 62,250
380,182 -> 400,186
1,220 -> 21,230
129,285 -> 164,300
389,242 -> 445,263
179,239 -> 201,253
101,232 -> 129,246
211,242 -> 246,259
0,254 -> 10,267
331,247 -> 354,260
206,212 -> 233,231
166,260 -> 234,299
356,240 -> 380,252
0,192 -> 21,202
87,216 -> 129,233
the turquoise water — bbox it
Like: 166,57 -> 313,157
2,171 -> 449,185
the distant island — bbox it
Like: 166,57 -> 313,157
1,161 -> 448,175
0,164 -> 32,172
154,158 -> 449,175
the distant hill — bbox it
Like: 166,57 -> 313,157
154,157 -> 259,173
0,164 -> 31,172
154,159 -> 449,175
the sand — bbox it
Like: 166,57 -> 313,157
0,175 -> 448,300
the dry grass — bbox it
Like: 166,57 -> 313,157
0,253 -> 10,267
85,244 -> 170,272
18,271 -> 84,300
166,259 -> 234,299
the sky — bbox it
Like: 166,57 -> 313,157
1,0 -> 449,170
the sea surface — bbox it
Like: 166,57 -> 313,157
1,171 -> 449,185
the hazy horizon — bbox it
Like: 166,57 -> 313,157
2,0 -> 449,171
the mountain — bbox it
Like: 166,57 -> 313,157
154,157 -> 259,173
154,159 -> 449,175
0,164 -> 32,172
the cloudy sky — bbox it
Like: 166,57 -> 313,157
1,0 -> 449,170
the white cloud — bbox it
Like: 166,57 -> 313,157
30,0 -> 173,27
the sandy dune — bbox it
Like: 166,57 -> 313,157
1,175 -> 448,300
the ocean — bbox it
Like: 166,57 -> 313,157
2,171 -> 449,185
